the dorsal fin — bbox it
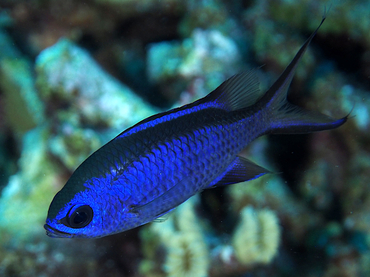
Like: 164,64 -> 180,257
260,16 -> 326,110
117,70 -> 261,139
204,70 -> 261,111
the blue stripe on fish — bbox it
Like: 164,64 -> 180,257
118,70 -> 261,138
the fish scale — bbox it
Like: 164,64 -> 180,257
44,16 -> 349,238
121,110 -> 266,221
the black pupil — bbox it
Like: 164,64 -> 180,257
73,211 -> 87,225
66,205 -> 93,228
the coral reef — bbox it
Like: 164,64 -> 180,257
164,233 -> 209,277
0,0 -> 369,276
140,197 -> 210,277
232,206 -> 280,265
36,38 -> 156,129
0,30 -> 44,134
0,58 -> 44,133
147,27 -> 242,104
0,237 -> 99,277
243,0 -> 370,82
35,38 -> 157,170
0,127 -> 58,240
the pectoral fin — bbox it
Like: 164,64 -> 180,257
206,156 -> 270,188
130,182 -> 193,220
153,211 -> 174,222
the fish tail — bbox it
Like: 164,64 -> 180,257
267,102 -> 348,134
258,15 -> 348,134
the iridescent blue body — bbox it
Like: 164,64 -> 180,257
45,17 -> 348,238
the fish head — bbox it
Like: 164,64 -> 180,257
44,176 -> 138,238
44,186 -> 101,238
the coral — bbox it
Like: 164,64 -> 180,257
36,38 -> 156,130
299,69 -> 370,239
47,124 -> 103,170
342,152 -> 370,232
267,0 -> 370,44
243,0 -> 370,85
242,0 -> 317,80
0,58 -> 45,133
95,0 -> 183,16
0,235 -> 99,277
177,0 -> 231,37
164,233 -> 209,277
232,206 -> 280,265
147,28 -> 242,104
140,197 -> 209,277
163,200 -> 209,277
228,173 -> 326,244
35,38 -> 157,170
0,30 -> 44,134
0,127 -> 59,240
0,0 -> 369,276
309,72 -> 370,133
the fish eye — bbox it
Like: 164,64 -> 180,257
66,204 -> 93,228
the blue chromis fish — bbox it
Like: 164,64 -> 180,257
44,16 -> 348,238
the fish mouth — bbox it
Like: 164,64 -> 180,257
44,224 -> 72,238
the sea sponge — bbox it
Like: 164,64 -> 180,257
232,206 -> 280,265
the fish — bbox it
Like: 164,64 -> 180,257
44,16 -> 348,238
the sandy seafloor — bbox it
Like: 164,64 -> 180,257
0,0 -> 370,276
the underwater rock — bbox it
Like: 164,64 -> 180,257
343,153 -> 370,233
0,58 -> 45,134
36,38 -> 156,129
95,0 -> 183,17
35,38 -> 157,169
232,206 -> 280,265
0,31 -> 44,134
243,0 -> 370,83
309,72 -> 370,133
0,235 -> 99,276
47,125 -> 102,170
178,0 -> 232,38
0,126 -> 102,275
147,28 -> 241,104
299,70 -> 370,236
264,0 -> 370,45
242,0 -> 317,80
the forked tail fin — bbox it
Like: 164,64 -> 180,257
258,14 -> 348,134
